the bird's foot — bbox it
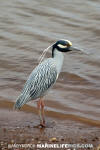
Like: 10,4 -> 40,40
40,120 -> 45,128
33,121 -> 45,128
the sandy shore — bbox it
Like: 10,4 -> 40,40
0,100 -> 100,150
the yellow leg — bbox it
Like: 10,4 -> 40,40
37,100 -> 42,123
41,100 -> 45,126
37,99 -> 45,127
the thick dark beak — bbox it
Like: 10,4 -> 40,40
69,46 -> 81,52
69,46 -> 87,54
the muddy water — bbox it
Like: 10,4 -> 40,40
0,0 -> 100,126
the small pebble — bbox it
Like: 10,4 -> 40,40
0,141 -> 4,146
49,137 -> 57,142
97,144 -> 100,150
35,137 -> 39,141
31,138 -> 34,142
95,136 -> 99,140
61,138 -> 64,141
38,141 -> 41,144
16,127 -> 20,129
11,140 -> 14,144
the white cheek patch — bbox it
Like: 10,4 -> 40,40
58,44 -> 67,48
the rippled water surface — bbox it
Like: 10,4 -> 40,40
0,0 -> 100,125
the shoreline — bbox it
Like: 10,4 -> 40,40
0,100 -> 100,127
0,100 -> 100,149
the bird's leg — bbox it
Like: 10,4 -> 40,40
37,99 -> 45,127
37,99 -> 43,125
41,99 -> 45,126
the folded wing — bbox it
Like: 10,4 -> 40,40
14,59 -> 57,109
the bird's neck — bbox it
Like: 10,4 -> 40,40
52,48 -> 64,74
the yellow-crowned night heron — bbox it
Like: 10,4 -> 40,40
14,39 -> 80,127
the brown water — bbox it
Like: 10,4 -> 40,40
0,0 -> 100,126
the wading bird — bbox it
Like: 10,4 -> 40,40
14,39 -> 81,127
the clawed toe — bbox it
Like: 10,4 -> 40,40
39,122 -> 46,128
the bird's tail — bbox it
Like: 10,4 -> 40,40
14,94 -> 29,110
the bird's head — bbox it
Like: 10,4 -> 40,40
52,39 -> 81,57
38,39 -> 86,64
53,39 -> 72,52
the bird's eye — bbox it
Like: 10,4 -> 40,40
57,44 -> 67,49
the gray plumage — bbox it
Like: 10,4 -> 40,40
14,39 -> 82,127
14,39 -> 74,110
14,58 -> 58,109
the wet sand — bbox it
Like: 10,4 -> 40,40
0,120 -> 100,150
0,98 -> 100,150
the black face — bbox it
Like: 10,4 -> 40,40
53,39 -> 72,52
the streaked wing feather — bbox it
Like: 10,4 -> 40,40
21,59 -> 57,101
